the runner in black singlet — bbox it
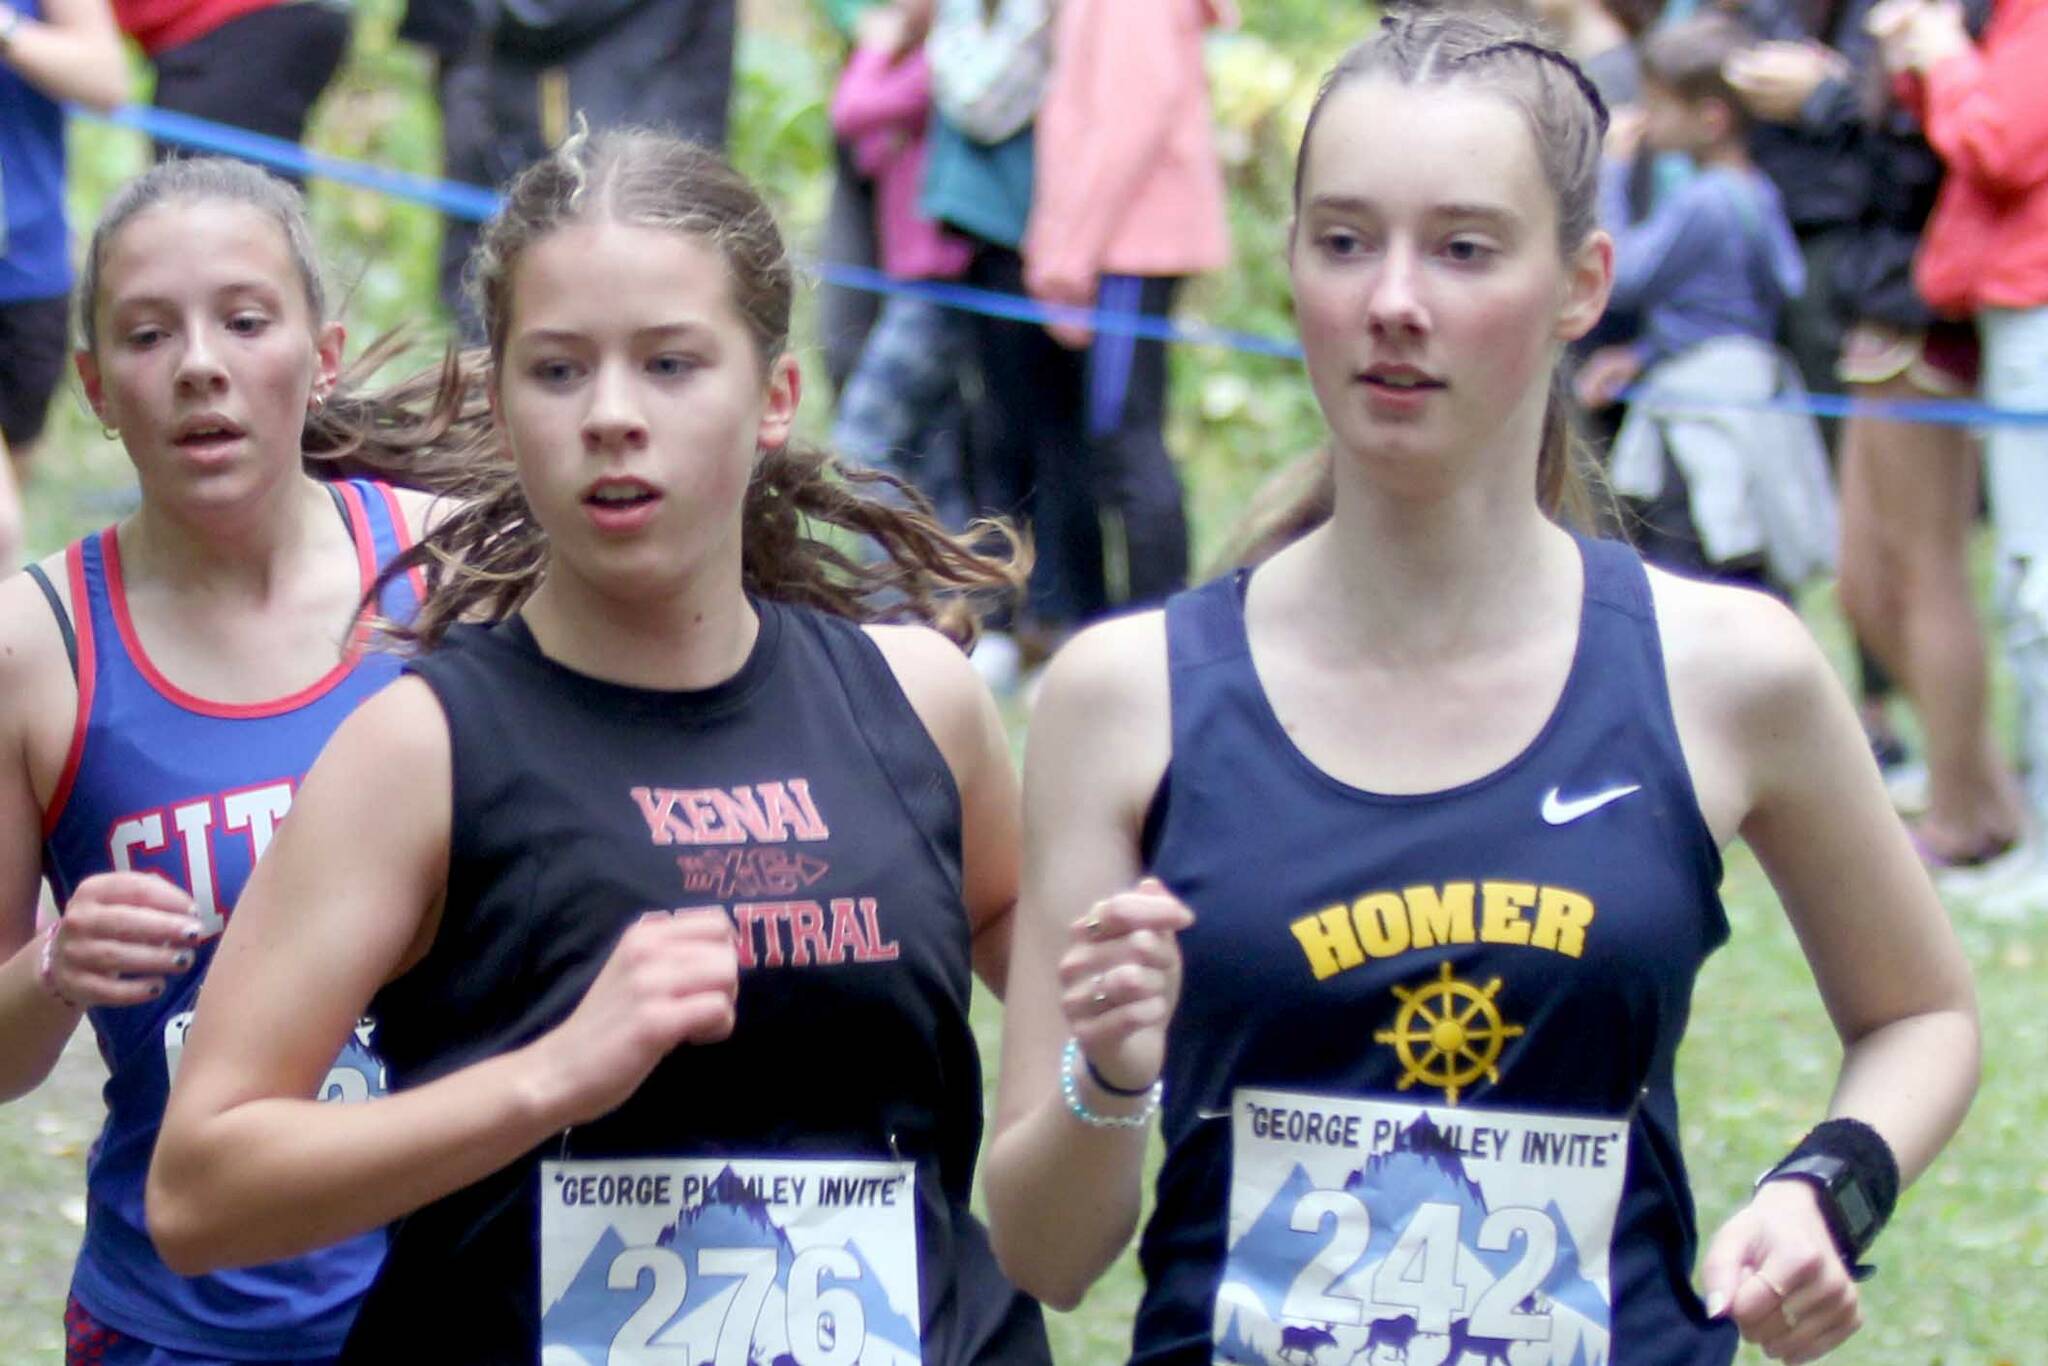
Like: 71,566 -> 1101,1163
147,130 -> 1050,1365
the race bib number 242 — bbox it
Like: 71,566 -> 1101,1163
1217,1089 -> 1628,1366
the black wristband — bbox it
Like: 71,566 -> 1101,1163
1758,1117 -> 1900,1279
1083,1053 -> 1155,1098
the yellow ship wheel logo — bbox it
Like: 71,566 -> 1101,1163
1373,961 -> 1525,1105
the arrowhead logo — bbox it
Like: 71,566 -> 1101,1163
1540,783 -> 1642,825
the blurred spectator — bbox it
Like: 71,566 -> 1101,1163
419,0 -> 738,335
828,0 -> 976,528
815,0 -> 885,394
1734,0 -> 2015,864
1883,0 -> 2048,886
1023,0 -> 1233,612
1,0 -> 129,562
119,0 -> 348,184
1532,0 -> 1645,107
398,0 -> 483,334
924,0 -> 1088,667
1730,0 -> 1991,801
1584,13 -> 1836,594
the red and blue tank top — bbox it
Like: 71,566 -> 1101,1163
1134,535 -> 1738,1366
40,479 -> 423,1357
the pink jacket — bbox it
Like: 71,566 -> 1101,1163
830,46 -> 974,282
1024,0 -> 1233,286
1901,0 -> 2048,313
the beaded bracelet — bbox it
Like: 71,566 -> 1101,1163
36,923 -> 77,1010
1060,1038 -> 1161,1129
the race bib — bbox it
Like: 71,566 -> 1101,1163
541,1157 -> 923,1366
1217,1089 -> 1628,1366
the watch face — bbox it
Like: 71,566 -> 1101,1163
1838,1178 -> 1876,1236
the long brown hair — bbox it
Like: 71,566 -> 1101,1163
1290,5 -> 1613,531
373,128 -> 1023,650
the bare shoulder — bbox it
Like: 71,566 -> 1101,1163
0,554 -> 82,736
860,622 -> 990,754
1645,567 -> 1835,721
295,676 -> 454,855
1025,610 -> 1172,818
1644,566 -> 1853,837
385,485 -> 457,542
329,673 -> 452,767
1033,610 -> 1171,729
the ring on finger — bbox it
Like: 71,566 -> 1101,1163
1081,907 -> 1105,940
1752,1269 -> 1789,1302
1091,973 -> 1109,1007
1781,1298 -> 1802,1330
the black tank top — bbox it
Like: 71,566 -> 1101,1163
344,601 -> 1048,1364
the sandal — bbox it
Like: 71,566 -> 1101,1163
1905,821 -> 2021,872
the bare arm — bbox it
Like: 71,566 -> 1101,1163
0,566 -> 90,1101
1659,576 -> 1978,1360
2,0 -> 131,111
983,613 -> 1188,1310
863,623 -> 1021,995
148,677 -> 740,1272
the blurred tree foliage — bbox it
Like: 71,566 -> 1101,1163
57,0 -> 1369,564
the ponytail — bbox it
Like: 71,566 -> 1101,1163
1537,367 -> 1608,533
368,435 -> 1026,653
300,334 -> 495,492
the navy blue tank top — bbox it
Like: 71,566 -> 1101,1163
41,481 -> 421,1355
1133,536 -> 1737,1366
348,601 -> 1049,1364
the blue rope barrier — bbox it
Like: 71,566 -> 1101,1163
92,105 -> 503,223
74,102 -> 2048,429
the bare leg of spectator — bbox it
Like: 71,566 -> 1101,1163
1836,377 -> 2020,862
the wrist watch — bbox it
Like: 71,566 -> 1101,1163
1756,1152 -> 1883,1280
0,4 -> 22,55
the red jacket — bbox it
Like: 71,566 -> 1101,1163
114,0 -> 278,55
1905,0 -> 2048,313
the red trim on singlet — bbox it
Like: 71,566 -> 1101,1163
41,545 -> 101,839
99,497 -> 379,721
371,479 -> 430,604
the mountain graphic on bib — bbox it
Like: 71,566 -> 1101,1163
540,1162 -> 921,1359
1224,1115 -> 1611,1364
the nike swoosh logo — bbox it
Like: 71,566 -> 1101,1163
1540,783 -> 1642,825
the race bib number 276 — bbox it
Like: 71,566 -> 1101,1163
541,1157 -> 923,1366
1218,1089 -> 1628,1366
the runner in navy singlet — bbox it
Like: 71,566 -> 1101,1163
0,158 -> 457,1362
986,11 -> 1978,1365
148,131 -> 1052,1365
